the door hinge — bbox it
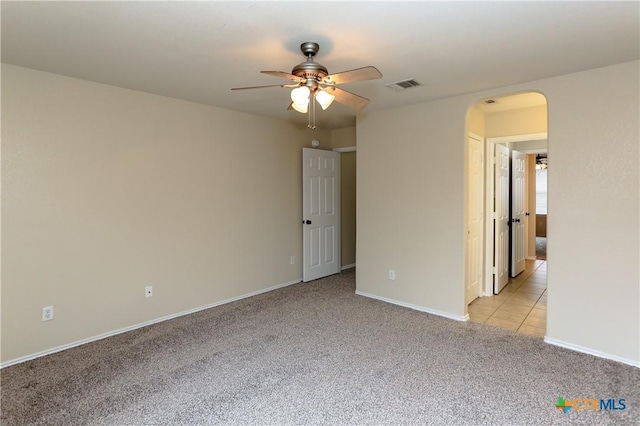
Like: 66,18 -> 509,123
493,266 -> 497,274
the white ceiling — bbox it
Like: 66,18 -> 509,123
2,1 -> 638,129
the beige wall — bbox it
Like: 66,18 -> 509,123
357,61 -> 639,364
1,64 -> 332,363
358,98 -> 467,315
331,126 -> 356,149
506,139 -> 547,151
467,106 -> 485,136
485,104 -> 547,137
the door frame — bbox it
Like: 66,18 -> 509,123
483,133 -> 547,297
333,145 -> 356,271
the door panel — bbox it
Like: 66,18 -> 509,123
310,176 -> 320,215
324,177 -> 335,214
303,148 -> 340,282
494,144 -> 510,294
310,227 -> 321,267
324,226 -> 335,263
511,150 -> 526,277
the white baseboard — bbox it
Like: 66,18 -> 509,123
544,337 -> 639,368
1,278 -> 302,369
355,290 -> 467,322
341,263 -> 356,270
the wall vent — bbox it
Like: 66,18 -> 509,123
385,79 -> 423,91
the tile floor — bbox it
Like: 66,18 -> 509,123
468,259 -> 547,337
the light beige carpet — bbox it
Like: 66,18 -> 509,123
1,269 -> 638,425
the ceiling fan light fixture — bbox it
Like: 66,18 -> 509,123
535,154 -> 548,170
315,89 -> 335,110
291,86 -> 310,113
291,102 -> 308,114
232,42 -> 383,127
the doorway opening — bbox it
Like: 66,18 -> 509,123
464,91 -> 548,338
534,153 -> 547,260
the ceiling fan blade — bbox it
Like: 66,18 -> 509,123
261,71 -> 305,82
231,83 -> 299,90
329,87 -> 370,110
323,66 -> 382,85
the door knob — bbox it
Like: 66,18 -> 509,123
303,220 -> 312,224
516,218 -> 521,223
525,212 -> 530,216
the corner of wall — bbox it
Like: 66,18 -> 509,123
330,126 -> 357,149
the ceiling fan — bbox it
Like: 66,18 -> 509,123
231,42 -> 383,128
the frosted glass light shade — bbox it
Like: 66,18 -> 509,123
291,102 -> 308,113
291,86 -> 310,113
316,89 -> 335,110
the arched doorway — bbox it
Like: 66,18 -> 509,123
465,92 -> 549,337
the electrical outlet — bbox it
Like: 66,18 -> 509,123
145,286 -> 153,298
42,306 -> 54,321
290,256 -> 296,265
388,269 -> 396,281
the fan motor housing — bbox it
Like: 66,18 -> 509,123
292,61 -> 328,81
292,42 -> 328,81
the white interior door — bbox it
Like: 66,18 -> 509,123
511,150 -> 526,277
302,148 -> 340,282
466,136 -> 483,304
494,144 -> 510,294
